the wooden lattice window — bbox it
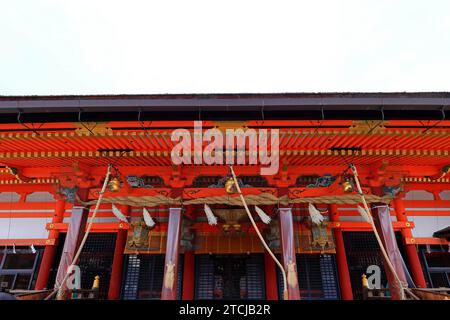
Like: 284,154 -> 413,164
77,233 -> 117,300
343,232 -> 388,300
0,247 -> 43,290
276,254 -> 340,300
194,254 -> 265,300
121,254 -> 183,300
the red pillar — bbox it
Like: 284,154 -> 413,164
182,250 -> 195,300
278,207 -> 300,300
35,198 -> 66,290
329,204 -> 353,300
181,204 -> 196,300
108,205 -> 129,300
393,197 -> 427,288
263,205 -> 278,300
264,251 -> 278,300
161,207 -> 182,300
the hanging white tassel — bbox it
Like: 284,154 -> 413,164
143,207 -> 156,228
254,206 -> 271,224
30,244 -> 36,254
204,204 -> 218,225
357,205 -> 371,223
308,203 -> 324,225
12,243 -> 16,254
112,204 -> 129,223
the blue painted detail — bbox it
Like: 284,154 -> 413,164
307,174 -> 336,188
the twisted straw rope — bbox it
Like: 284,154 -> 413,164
96,193 -> 391,207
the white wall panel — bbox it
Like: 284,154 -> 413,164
410,216 -> 450,237
404,190 -> 435,200
0,217 -> 51,239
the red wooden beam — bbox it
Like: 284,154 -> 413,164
0,238 -> 56,246
404,237 -> 450,245
46,222 -> 130,231
329,221 -> 414,229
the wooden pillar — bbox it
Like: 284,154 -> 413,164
278,207 -> 300,300
329,204 -> 353,300
182,251 -> 195,300
262,205 -> 278,300
161,207 -> 182,300
371,203 -> 408,300
182,204 -> 196,300
393,197 -> 427,288
108,205 -> 130,300
54,189 -> 90,299
35,198 -> 66,290
264,251 -> 278,300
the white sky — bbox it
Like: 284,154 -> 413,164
1,0 -> 450,95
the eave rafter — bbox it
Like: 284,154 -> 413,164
0,120 -> 447,185
0,124 -> 449,152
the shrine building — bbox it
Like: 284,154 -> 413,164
0,93 -> 449,300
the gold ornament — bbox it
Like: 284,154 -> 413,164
109,177 -> 121,192
342,180 -> 354,193
92,275 -> 100,289
225,178 -> 236,194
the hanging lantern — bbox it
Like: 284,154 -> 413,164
109,177 -> 121,192
224,177 -> 236,194
341,176 -> 354,193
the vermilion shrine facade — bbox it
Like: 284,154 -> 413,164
0,93 -> 449,300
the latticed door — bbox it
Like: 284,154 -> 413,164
77,233 -> 117,299
194,254 -> 265,300
194,254 -> 215,299
276,254 -> 340,300
246,254 -> 266,299
121,254 -> 183,299
343,231 -> 388,300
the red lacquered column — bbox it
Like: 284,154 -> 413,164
264,251 -> 279,300
329,204 -> 353,300
35,198 -> 66,289
393,197 -> 427,288
108,205 -> 130,300
182,204 -> 196,300
182,250 -> 195,300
